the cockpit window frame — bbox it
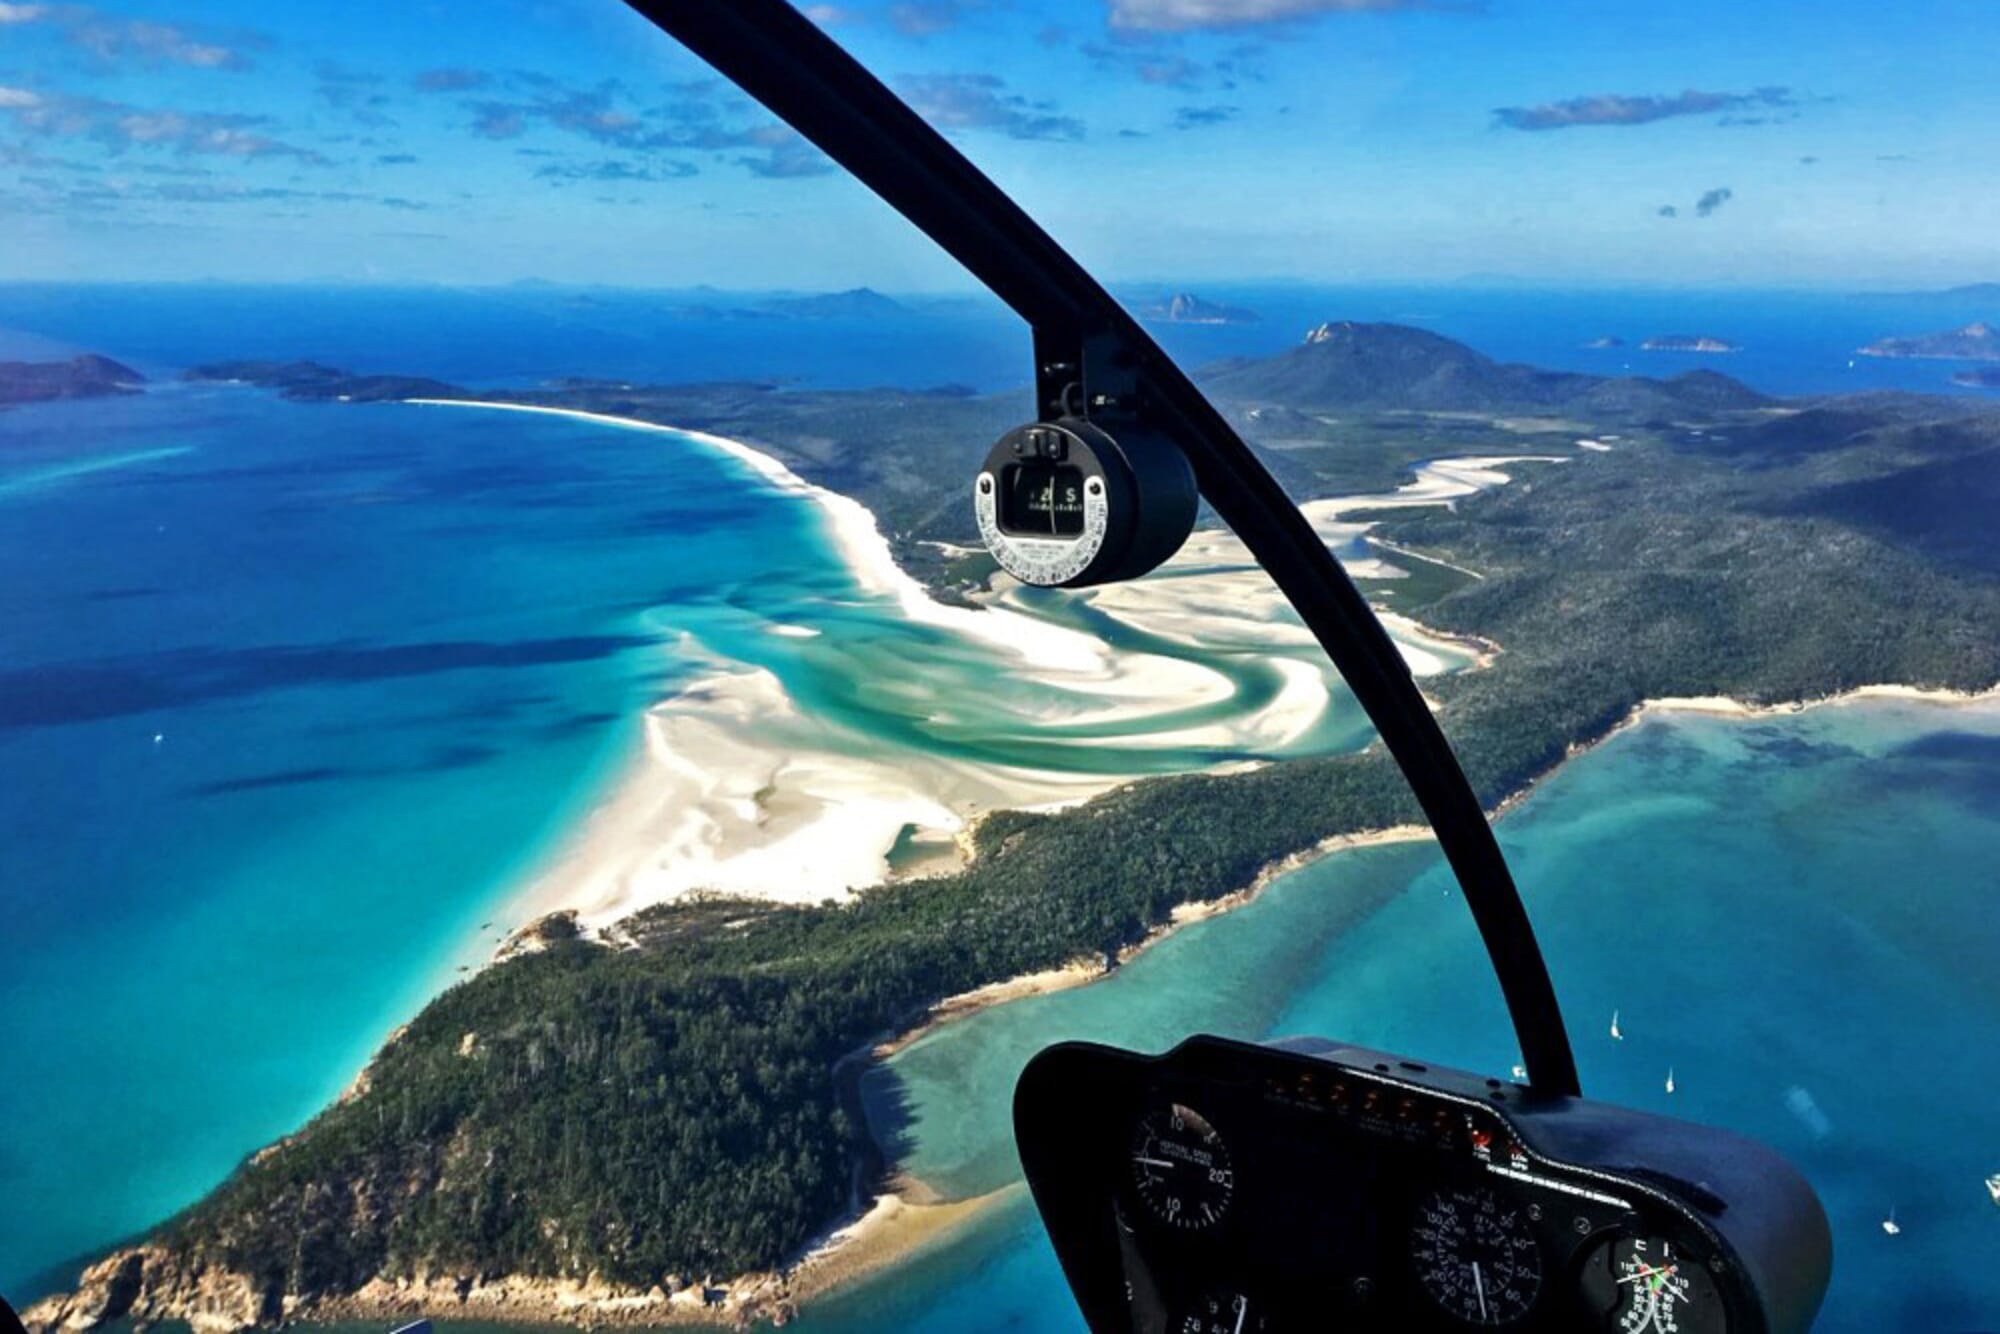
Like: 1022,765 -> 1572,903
618,0 -> 1582,1097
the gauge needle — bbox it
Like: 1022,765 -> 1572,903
1232,1300 -> 1247,1334
1132,1156 -> 1174,1168
1473,1261 -> 1488,1321
1617,1263 -> 1677,1292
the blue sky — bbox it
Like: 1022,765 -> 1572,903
1,0 -> 1994,289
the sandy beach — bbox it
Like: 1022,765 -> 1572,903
405,401 -> 1549,933
407,399 -> 1254,926
781,1185 -> 1023,1309
1639,682 -> 2000,718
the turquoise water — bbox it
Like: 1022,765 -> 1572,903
0,385 -> 1387,1296
0,386 -> 804,1289
798,702 -> 2000,1333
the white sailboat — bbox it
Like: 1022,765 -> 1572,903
1881,1207 -> 1901,1236
1610,1010 -> 1622,1041
1664,1067 -> 1675,1095
1985,1173 -> 2000,1206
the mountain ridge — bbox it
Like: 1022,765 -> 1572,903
1859,322 -> 2000,362
1198,320 -> 1767,416
0,354 -> 145,407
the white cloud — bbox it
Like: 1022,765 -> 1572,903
0,5 -> 251,69
71,17 -> 248,70
1105,0 -> 1433,30
0,86 -> 43,108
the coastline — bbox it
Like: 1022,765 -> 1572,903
772,683 -> 2000,1316
1633,681 -> 2000,720
35,393 -> 1996,1331
856,821 -> 1439,1069
371,400 -> 1527,1323
406,399 -> 1116,675
173,678 -> 1998,1333
406,397 -> 1206,930
409,397 -> 1474,935
34,671 -> 1996,1334
400,410 -> 1995,1316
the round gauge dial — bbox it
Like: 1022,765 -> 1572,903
1174,1288 -> 1270,1334
1409,1185 -> 1543,1325
1612,1237 -> 1725,1333
1130,1102 -> 1235,1230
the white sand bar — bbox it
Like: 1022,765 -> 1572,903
404,401 -> 1542,929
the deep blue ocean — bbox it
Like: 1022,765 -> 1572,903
3,279 -> 1999,399
1,283 -> 1996,1328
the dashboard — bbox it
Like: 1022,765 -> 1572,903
1014,1036 -> 1830,1333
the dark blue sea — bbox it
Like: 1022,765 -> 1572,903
3,279 -> 1998,398
1,283 -> 1995,1328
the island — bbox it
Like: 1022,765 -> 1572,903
0,353 -> 144,406
1582,336 -> 1625,349
1639,334 -> 1740,353
1859,321 -> 2000,362
1953,368 -> 2000,389
758,286 -> 906,319
27,322 -> 2000,1334
1139,292 -> 1260,325
185,360 -> 463,402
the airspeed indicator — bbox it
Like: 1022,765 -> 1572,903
1131,1102 -> 1235,1230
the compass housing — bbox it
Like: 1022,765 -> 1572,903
975,416 -> 1196,589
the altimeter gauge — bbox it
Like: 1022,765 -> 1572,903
1130,1102 -> 1235,1230
1409,1185 -> 1543,1325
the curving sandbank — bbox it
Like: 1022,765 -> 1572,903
408,401 -> 1528,930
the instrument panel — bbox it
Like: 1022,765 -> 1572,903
1015,1036 -> 1829,1333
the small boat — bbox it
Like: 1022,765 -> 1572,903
1881,1207 -> 1900,1236
1510,1064 -> 1527,1080
1610,1010 -> 1622,1041
1664,1067 -> 1676,1095
1985,1173 -> 2000,1206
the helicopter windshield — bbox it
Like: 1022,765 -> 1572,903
2,3 -> 1997,1333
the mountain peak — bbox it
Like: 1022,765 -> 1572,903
0,353 -> 146,405
1138,292 -> 1259,325
759,287 -> 905,319
1201,320 -> 1764,416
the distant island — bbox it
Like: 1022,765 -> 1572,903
1859,321 -> 2000,362
663,287 -> 908,322
185,360 -> 460,402
1205,321 -> 1764,418
1139,292 -> 1260,325
1640,335 -> 1741,353
1865,281 -> 2000,304
757,287 -> 905,319
0,354 -> 144,407
1953,368 -> 2000,389
1582,336 -> 1625,349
